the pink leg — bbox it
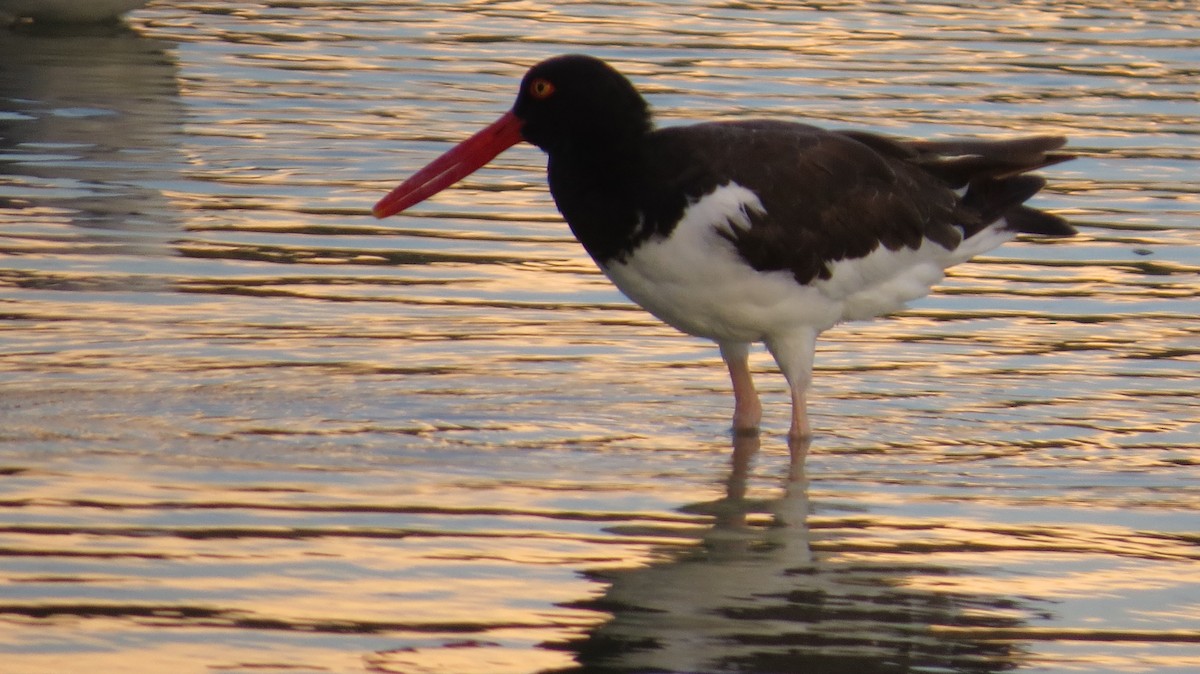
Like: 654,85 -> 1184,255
789,385 -> 812,442
720,342 -> 761,434
765,329 -> 818,442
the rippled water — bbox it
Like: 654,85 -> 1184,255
1,2 -> 1197,673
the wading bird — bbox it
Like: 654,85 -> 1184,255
374,55 -> 1074,442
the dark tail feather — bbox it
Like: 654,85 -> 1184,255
959,174 -> 1076,238
1005,205 -> 1077,237
912,134 -> 1067,158
909,134 -> 1076,238
924,152 -> 1073,186
914,135 -> 1072,188
840,130 -> 1077,239
963,174 -> 1045,222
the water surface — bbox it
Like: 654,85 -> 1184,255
1,2 -> 1197,673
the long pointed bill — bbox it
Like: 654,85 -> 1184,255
373,110 -> 524,219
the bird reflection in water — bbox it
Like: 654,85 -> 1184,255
0,20 -> 183,252
549,436 -> 1030,674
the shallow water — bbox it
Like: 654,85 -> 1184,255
1,2 -> 1197,673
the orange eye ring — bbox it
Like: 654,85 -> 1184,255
529,78 -> 555,99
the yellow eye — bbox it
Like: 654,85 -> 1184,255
529,78 -> 555,99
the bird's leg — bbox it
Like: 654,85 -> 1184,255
719,342 -> 761,435
789,386 -> 812,441
765,329 -> 819,442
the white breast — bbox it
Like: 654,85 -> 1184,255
601,184 -> 843,343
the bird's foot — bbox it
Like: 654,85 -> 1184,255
787,431 -> 812,481
787,426 -> 813,443
730,399 -> 762,436
731,424 -> 761,438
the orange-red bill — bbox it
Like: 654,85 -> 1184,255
373,110 -> 524,219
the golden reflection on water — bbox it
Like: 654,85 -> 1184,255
1,1 -> 1198,673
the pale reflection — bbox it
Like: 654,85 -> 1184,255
0,21 -> 183,256
0,1 -> 149,24
0,1 -> 1195,673
555,435 -> 1027,673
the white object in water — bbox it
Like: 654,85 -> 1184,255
0,0 -> 151,23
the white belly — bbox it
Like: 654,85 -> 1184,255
600,183 -> 1015,343
601,184 -> 841,343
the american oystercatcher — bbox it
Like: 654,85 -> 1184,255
374,54 -> 1075,441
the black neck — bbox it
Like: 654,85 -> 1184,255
547,141 -> 645,265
